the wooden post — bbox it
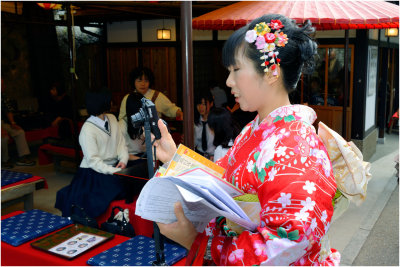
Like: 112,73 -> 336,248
181,1 -> 194,149
342,29 -> 349,139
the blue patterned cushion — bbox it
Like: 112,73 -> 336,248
1,209 -> 72,246
1,170 -> 33,187
87,235 -> 187,266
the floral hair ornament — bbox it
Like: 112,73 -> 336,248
245,19 -> 289,76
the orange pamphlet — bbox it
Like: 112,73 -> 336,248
163,144 -> 226,178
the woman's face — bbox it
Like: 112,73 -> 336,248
50,87 -> 58,97
134,74 -> 150,95
197,98 -> 212,118
226,49 -> 267,113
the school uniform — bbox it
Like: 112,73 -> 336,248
119,119 -> 146,156
194,117 -> 215,157
55,114 -> 129,218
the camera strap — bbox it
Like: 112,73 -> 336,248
143,119 -> 166,266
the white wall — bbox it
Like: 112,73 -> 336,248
193,30 -> 212,40
107,21 -> 138,43
369,29 -> 379,40
365,46 -> 378,131
218,30 -> 235,40
107,20 -> 177,42
365,91 -> 376,131
315,30 -> 356,38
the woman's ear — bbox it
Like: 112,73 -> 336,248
264,65 -> 281,85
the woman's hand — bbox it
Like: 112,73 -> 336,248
129,154 -> 140,161
116,161 -> 126,169
157,202 -> 198,250
153,119 -> 177,163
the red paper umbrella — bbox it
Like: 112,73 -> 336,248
193,1 -> 399,30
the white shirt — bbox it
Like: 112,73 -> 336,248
194,117 -> 215,155
87,115 -> 110,133
79,114 -> 128,174
118,119 -> 146,155
213,139 -> 234,162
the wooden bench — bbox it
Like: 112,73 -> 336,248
38,144 -> 82,172
1,176 -> 46,210
7,126 -> 59,145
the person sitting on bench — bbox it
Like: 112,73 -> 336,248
1,78 -> 35,168
55,88 -> 129,219
119,92 -> 146,162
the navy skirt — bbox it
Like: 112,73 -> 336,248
55,168 -> 125,218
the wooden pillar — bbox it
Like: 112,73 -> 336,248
342,29 -> 349,139
378,45 -> 389,138
180,2 -> 194,149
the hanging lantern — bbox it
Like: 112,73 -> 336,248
385,28 -> 399,37
37,3 -> 60,10
157,19 -> 171,40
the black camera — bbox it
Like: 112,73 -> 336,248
131,98 -> 162,140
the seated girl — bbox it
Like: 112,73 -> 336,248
55,89 -> 129,219
193,90 -> 215,159
119,92 -> 146,162
207,107 -> 240,162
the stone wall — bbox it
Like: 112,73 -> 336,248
1,22 -> 32,99
352,128 -> 378,161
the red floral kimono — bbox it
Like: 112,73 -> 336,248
207,105 -> 340,266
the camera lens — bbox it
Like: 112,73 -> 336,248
131,110 -> 144,128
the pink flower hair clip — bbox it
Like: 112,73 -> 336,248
245,20 -> 289,76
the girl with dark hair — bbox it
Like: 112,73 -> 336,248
119,92 -> 146,160
152,14 -> 340,265
207,107 -> 240,162
55,90 -> 129,219
119,67 -> 183,120
193,90 -> 215,158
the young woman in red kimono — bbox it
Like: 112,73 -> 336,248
153,14 -> 340,266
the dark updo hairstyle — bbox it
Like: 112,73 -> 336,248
85,88 -> 111,116
194,89 -> 214,125
208,107 -> 240,148
126,92 -> 144,140
129,67 -> 155,89
222,14 -> 317,93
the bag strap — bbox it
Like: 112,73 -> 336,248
151,90 -> 160,103
108,206 -> 124,221
71,204 -> 90,218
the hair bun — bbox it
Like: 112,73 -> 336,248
297,20 -> 317,74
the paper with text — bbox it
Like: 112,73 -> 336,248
136,168 -> 258,232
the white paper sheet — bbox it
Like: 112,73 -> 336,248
135,168 -> 258,232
